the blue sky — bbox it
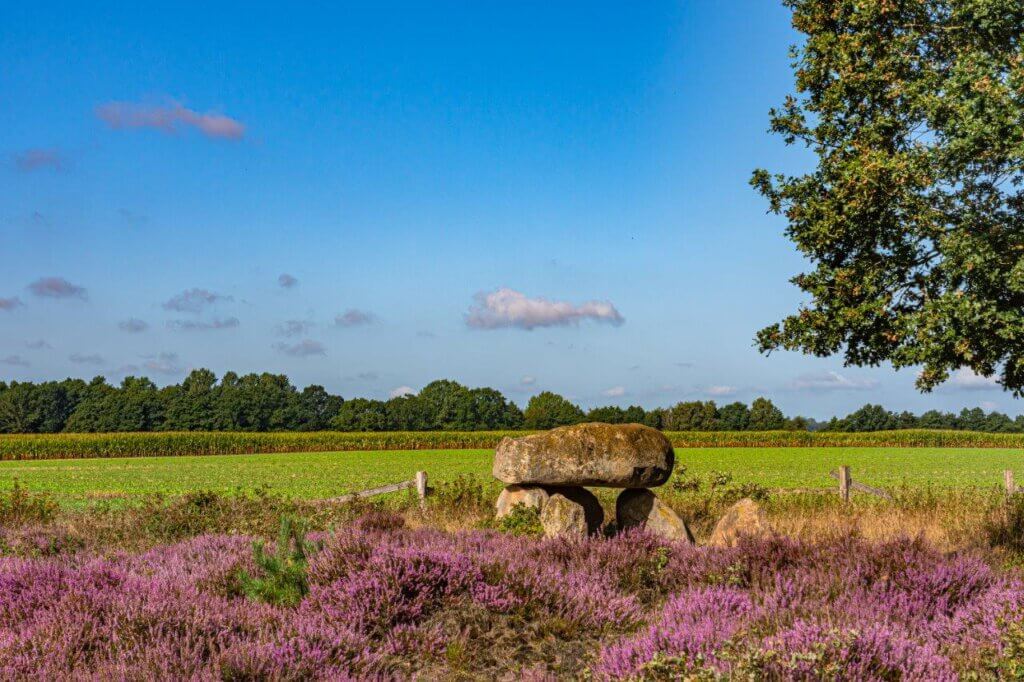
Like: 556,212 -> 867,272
0,1 -> 1015,417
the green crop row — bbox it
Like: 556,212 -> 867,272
1,428 -> 1023,461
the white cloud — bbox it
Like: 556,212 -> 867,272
706,385 -> 737,397
142,352 -> 184,375
520,376 -> 536,386
275,320 -> 313,337
14,148 -> 63,172
601,386 -> 626,398
273,339 -> 326,357
25,339 -> 50,350
389,385 -> 416,398
29,277 -> 87,300
0,297 -> 23,311
69,353 -> 104,365
96,101 -> 245,140
789,371 -> 878,392
167,317 -> 240,331
465,288 -> 624,330
335,309 -> 376,327
162,288 -> 231,313
948,368 -> 1000,391
119,318 -> 149,333
981,400 -> 999,411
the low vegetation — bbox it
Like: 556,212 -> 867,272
7,429 -> 1024,461
2,479 -> 1024,678
4,446 -> 1024,506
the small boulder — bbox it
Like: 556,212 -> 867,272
708,498 -> 773,548
616,488 -> 694,543
540,494 -> 588,538
545,486 -> 604,534
493,422 -> 674,488
495,485 -> 549,519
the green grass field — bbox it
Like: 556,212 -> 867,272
1,446 -> 1022,506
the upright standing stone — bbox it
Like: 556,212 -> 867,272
708,498 -> 773,548
495,485 -> 549,519
545,486 -> 604,534
540,494 -> 588,538
616,488 -> 694,543
493,423 -> 674,488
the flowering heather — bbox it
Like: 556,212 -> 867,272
0,519 -> 1022,679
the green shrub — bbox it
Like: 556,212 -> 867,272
496,503 -> 543,536
0,480 -> 58,525
238,517 -> 312,607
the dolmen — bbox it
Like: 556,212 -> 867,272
493,422 -> 692,541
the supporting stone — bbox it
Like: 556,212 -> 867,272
495,485 -> 550,519
544,486 -> 604,534
540,494 -> 588,538
616,488 -> 694,543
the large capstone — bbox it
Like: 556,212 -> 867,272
493,422 -> 674,488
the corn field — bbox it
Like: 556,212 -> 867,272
1,428 -> 1023,461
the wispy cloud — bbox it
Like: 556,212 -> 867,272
167,317 -> 240,331
25,339 -> 50,350
789,371 -> 878,392
335,309 -> 376,328
2,355 -> 30,367
278,273 -> 298,289
141,352 -> 184,375
29,277 -> 87,300
520,376 -> 536,386
465,288 -> 624,330
416,331 -> 436,339
162,288 -> 231,313
948,368 -> 1000,391
119,318 -> 149,333
118,208 -> 148,228
14,148 -> 63,172
28,211 -> 50,229
96,101 -> 245,140
69,353 -> 104,365
705,385 -> 738,397
389,385 -> 416,398
0,297 -> 23,311
601,386 -> 626,397
275,320 -> 313,337
273,339 -> 326,357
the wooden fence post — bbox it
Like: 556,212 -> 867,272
415,471 -> 428,507
838,465 -> 851,503
1005,470 -> 1015,498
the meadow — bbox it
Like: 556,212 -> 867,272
3,441 -> 1024,678
1,446 -> 1021,506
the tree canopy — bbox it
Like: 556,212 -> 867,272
0,371 -> 1020,433
753,0 -> 1024,393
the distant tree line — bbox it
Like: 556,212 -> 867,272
0,370 -> 1021,434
